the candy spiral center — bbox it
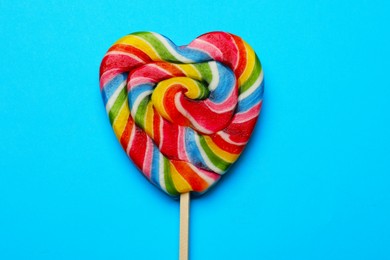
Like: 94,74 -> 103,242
128,61 -> 237,135
152,77 -> 210,122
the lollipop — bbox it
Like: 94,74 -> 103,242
99,31 -> 264,259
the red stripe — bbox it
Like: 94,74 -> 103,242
100,54 -> 143,77
108,44 -> 152,63
159,121 -> 180,159
152,110 -> 161,147
225,117 -> 259,143
197,32 -> 238,70
210,134 -> 244,154
129,127 -> 147,170
231,35 -> 247,79
100,44 -> 152,77
120,116 -> 134,149
155,62 -> 185,77
164,86 -> 190,126
181,98 -> 233,133
130,62 -> 185,83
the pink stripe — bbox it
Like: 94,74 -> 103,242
131,64 -> 173,82
197,167 -> 221,181
142,137 -> 153,179
204,87 -> 238,112
100,68 -> 125,90
128,76 -> 158,88
177,126 -> 188,161
188,39 -> 223,60
232,102 -> 261,123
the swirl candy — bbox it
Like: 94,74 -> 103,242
99,32 -> 264,197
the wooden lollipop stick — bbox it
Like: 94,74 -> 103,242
179,192 -> 190,260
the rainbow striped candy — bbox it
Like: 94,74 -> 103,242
99,32 -> 264,197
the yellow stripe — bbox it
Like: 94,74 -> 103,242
144,103 -> 154,138
151,82 -> 173,122
238,41 -> 255,87
112,102 -> 130,140
170,162 -> 192,192
179,64 -> 202,81
115,35 -> 160,60
203,136 -> 240,163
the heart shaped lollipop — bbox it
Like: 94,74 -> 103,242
99,32 -> 263,197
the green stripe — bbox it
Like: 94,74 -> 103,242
195,62 -> 212,82
137,32 -> 179,62
108,87 -> 127,124
194,81 -> 209,100
240,57 -> 262,94
163,157 -> 179,196
199,136 -> 230,171
134,97 -> 149,129
132,31 -> 148,36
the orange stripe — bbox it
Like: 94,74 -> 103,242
171,161 -> 208,192
120,116 -> 134,150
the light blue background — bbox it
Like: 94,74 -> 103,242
1,0 -> 389,259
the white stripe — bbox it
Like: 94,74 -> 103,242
172,64 -> 187,75
208,62 -> 219,91
188,164 -> 217,185
191,38 -> 223,58
233,103 -> 261,123
218,132 -> 247,145
238,70 -> 264,101
105,80 -> 126,112
152,33 -> 194,63
130,90 -> 153,117
188,64 -> 202,79
100,68 -> 123,81
204,100 -> 236,114
112,99 -> 128,126
182,129 -> 191,162
133,35 -> 162,60
177,126 -> 186,161
129,76 -> 156,86
104,51 -> 144,62
126,122 -> 136,154
174,94 -> 213,134
149,63 -> 174,76
158,117 -> 164,150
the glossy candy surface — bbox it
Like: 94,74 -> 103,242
100,32 -> 264,197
